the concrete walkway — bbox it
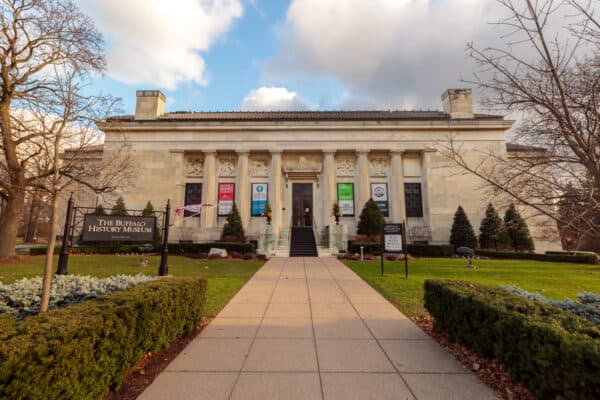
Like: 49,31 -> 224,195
139,257 -> 497,400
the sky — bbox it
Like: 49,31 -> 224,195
74,0 -> 579,115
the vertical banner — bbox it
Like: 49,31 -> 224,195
337,183 -> 355,216
218,183 -> 235,216
251,183 -> 268,216
371,183 -> 389,217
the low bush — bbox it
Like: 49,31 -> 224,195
475,249 -> 598,264
348,242 -> 452,257
242,252 -> 254,260
230,251 -> 241,259
503,286 -> 600,325
424,279 -> 600,400
29,244 -> 155,256
0,274 -> 158,319
0,277 -> 206,400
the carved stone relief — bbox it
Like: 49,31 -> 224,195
217,156 -> 237,177
251,158 -> 269,177
185,156 -> 204,177
282,154 -> 322,172
369,156 -> 389,177
336,157 -> 355,177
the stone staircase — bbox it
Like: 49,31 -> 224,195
289,227 -> 318,257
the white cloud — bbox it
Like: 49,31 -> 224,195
240,87 -> 314,110
268,0 -> 569,109
79,0 -> 243,89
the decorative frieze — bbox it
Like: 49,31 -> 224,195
185,156 -> 204,177
336,157 -> 355,177
369,156 -> 389,177
217,156 -> 237,177
251,158 -> 269,177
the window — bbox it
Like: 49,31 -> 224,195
184,183 -> 202,217
404,183 -> 423,218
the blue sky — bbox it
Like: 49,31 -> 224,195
76,0 -> 565,115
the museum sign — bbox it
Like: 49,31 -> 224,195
81,215 -> 156,242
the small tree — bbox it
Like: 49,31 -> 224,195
479,203 -> 510,250
450,206 -> 478,249
357,199 -> 385,239
220,203 -> 245,242
142,201 -> 155,217
504,204 -> 535,253
111,197 -> 128,216
94,204 -> 107,216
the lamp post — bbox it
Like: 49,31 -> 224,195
56,193 -> 74,275
159,199 -> 170,276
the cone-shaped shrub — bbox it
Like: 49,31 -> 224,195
504,204 -> 535,252
479,203 -> 510,250
142,201 -> 154,217
111,196 -> 128,216
94,204 -> 106,215
450,205 -> 478,249
357,199 -> 385,238
220,203 -> 245,242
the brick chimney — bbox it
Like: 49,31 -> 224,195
135,90 -> 165,120
441,89 -> 474,119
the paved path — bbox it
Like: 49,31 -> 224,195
139,257 -> 497,400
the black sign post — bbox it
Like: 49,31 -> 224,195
159,199 -> 170,276
56,193 -> 74,275
381,223 -> 408,278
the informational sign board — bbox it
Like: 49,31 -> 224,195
383,223 -> 404,252
371,183 -> 389,217
81,215 -> 156,242
251,183 -> 268,216
337,183 -> 355,216
218,183 -> 235,216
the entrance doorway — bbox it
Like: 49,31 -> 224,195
292,183 -> 313,227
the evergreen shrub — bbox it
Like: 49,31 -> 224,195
424,279 -> 600,400
220,203 -> 245,242
474,249 -> 598,264
504,204 -> 535,252
357,199 -> 385,238
0,277 -> 207,400
449,205 -> 478,249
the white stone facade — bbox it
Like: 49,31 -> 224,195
91,89 -> 560,252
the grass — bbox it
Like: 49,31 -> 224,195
0,255 -> 264,316
344,257 -> 600,318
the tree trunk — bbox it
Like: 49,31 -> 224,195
25,192 -> 41,243
40,192 -> 60,313
0,189 -> 25,259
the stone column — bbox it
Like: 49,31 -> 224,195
202,150 -> 217,229
421,150 -> 433,228
322,150 -> 336,226
236,150 -> 250,228
390,150 -> 406,223
270,151 -> 283,232
356,149 -> 370,215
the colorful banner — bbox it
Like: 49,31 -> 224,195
371,183 -> 389,217
251,183 -> 268,216
337,183 -> 355,216
218,183 -> 235,216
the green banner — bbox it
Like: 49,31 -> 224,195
337,183 -> 355,216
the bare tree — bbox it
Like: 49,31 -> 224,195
21,68 -> 132,312
444,0 -> 600,248
0,0 -> 104,259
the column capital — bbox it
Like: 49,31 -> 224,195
391,149 -> 404,154
203,149 -> 217,155
355,148 -> 370,155
235,149 -> 250,155
322,149 -> 337,155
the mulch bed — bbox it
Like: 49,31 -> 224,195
104,316 -> 212,400
412,314 -> 536,400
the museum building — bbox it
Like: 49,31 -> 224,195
94,89 -> 558,255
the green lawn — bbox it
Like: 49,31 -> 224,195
0,255 -> 264,316
345,258 -> 600,318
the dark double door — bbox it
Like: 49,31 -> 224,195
292,183 -> 313,227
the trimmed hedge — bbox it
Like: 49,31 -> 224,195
168,242 -> 255,254
348,242 -> 452,257
475,249 -> 598,264
30,244 -> 150,256
424,279 -> 600,400
0,277 -> 207,400
29,242 -> 256,256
